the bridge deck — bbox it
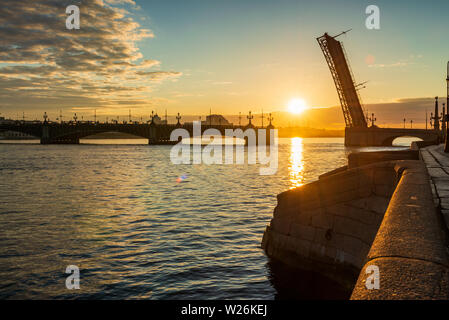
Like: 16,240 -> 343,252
345,126 -> 441,146
0,122 -> 275,145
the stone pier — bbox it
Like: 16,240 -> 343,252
262,145 -> 449,299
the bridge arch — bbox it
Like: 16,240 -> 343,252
68,130 -> 149,140
391,136 -> 423,147
80,131 -> 150,143
47,126 -> 152,143
0,129 -> 39,139
0,125 -> 42,139
381,133 -> 438,147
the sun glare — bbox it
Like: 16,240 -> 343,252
288,98 -> 308,114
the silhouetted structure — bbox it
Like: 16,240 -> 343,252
0,114 -> 274,145
444,61 -> 449,152
434,97 -> 440,131
317,31 -> 367,128
318,31 -> 441,146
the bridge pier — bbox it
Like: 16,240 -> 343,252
262,127 -> 275,146
40,125 -> 80,144
238,126 -> 275,146
251,128 -> 272,146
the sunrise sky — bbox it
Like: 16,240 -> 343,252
1,0 -> 449,128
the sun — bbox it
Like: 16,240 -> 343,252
288,98 -> 308,114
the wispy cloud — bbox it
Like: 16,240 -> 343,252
368,62 -> 409,68
367,54 -> 423,69
0,0 -> 182,113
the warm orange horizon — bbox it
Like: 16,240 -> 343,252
1,0 -> 449,130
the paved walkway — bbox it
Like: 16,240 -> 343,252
420,144 -> 449,231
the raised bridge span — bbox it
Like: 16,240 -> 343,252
0,121 -> 274,145
318,31 -> 441,147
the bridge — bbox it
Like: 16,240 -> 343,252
0,118 -> 275,145
317,31 -> 442,147
345,126 -> 440,146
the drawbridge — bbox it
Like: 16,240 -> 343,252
317,31 -> 367,128
317,31 -> 440,146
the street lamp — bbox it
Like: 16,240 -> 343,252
445,61 -> 449,152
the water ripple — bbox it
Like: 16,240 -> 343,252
0,138 -> 352,299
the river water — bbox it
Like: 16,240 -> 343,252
0,137 -> 412,299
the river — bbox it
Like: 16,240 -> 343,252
0,137 -> 413,299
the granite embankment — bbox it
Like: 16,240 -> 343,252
262,145 -> 449,299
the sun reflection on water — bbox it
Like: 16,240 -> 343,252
289,137 -> 304,189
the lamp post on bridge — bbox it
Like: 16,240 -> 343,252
433,97 -> 440,131
442,103 -> 446,141
445,61 -> 449,152
247,111 -> 254,127
403,118 -> 406,129
268,113 -> 274,128
368,113 -> 376,127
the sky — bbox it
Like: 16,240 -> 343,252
1,0 -> 449,128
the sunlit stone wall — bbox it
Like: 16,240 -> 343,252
261,161 -> 398,290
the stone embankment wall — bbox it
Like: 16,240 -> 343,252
262,160 -> 398,290
351,160 -> 449,299
262,149 -> 449,299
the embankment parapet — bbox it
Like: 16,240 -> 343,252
262,150 -> 449,299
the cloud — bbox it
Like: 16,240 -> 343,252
105,0 -> 137,5
135,71 -> 182,82
368,62 -> 408,68
367,54 -> 423,69
135,59 -> 161,68
0,0 -> 182,114
212,81 -> 233,85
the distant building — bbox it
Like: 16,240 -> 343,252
202,114 -> 231,126
152,114 -> 167,125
